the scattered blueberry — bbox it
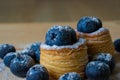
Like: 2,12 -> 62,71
21,42 -> 41,63
77,16 -> 102,33
3,52 -> 16,67
26,42 -> 41,63
0,44 -> 16,59
10,53 -> 35,78
45,25 -> 77,46
26,64 -> 49,80
21,49 -> 36,62
93,53 -> 115,73
59,72 -> 82,80
114,38 -> 120,52
85,61 -> 110,80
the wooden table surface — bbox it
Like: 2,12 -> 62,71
0,21 -> 120,48
0,21 -> 120,80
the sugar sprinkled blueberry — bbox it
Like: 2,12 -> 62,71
26,64 -> 49,80
77,16 -> 102,33
85,61 -> 110,80
93,53 -> 115,73
59,72 -> 82,80
0,44 -> 16,59
3,52 -> 16,67
114,38 -> 120,52
21,49 -> 36,61
22,42 -> 41,63
27,42 -> 41,63
45,25 -> 77,46
10,53 -> 35,78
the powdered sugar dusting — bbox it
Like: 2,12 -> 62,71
82,16 -> 100,23
0,44 -> 7,50
98,62 -> 109,70
41,38 -> 86,50
97,53 -> 112,61
48,25 -> 73,32
98,62 -> 104,67
105,54 -> 112,61
90,28 -> 108,35
59,72 -> 81,80
92,16 -> 99,23
76,27 -> 108,35
89,61 -> 96,66
30,64 -> 48,73
50,25 -> 63,31
88,61 -> 109,70
98,62 -> 105,70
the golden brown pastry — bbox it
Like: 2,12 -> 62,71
76,27 -> 115,59
40,38 -> 88,80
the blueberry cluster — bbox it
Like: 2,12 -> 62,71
21,42 -> 41,63
0,43 -> 49,80
85,53 -> 115,80
93,53 -> 115,73
10,54 -> 35,77
85,61 -> 110,80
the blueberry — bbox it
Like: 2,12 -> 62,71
21,49 -> 36,62
10,53 -> 35,78
69,27 -> 77,44
93,53 -> 115,73
26,64 -> 49,80
45,25 -> 77,46
77,16 -> 102,33
114,38 -> 120,52
22,42 -> 41,63
85,61 -> 110,80
27,42 -> 41,63
3,52 -> 16,67
0,44 -> 16,59
59,72 -> 82,80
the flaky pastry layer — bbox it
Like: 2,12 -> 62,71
40,41 -> 88,80
76,28 -> 115,57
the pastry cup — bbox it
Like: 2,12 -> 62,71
76,28 -> 115,59
40,38 -> 88,80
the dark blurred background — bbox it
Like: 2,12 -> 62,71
0,0 -> 120,22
